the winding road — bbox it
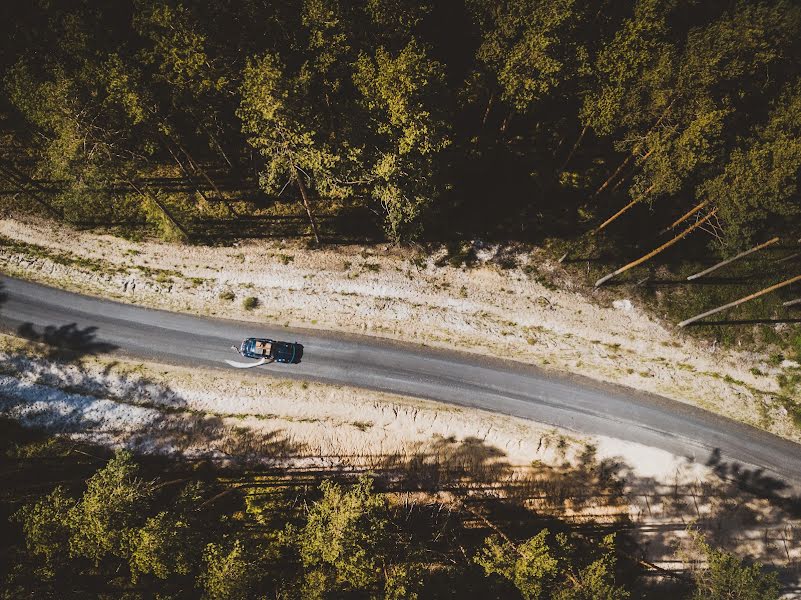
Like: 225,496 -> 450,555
2,274 -> 801,487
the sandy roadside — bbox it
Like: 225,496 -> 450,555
0,215 -> 798,444
2,334 -> 799,582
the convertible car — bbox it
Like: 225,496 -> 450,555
236,337 -> 303,364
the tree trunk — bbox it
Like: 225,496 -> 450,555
197,119 -> 234,168
172,136 -> 238,217
678,274 -> 801,327
592,153 -> 634,198
0,164 -> 63,218
592,98 -> 676,198
595,209 -> 717,287
636,147 -> 655,166
611,147 -> 655,193
127,178 -> 190,240
159,134 -> 213,210
559,126 -> 587,173
594,184 -> 655,233
292,165 -> 321,245
610,168 -> 632,193
783,298 -> 801,307
500,111 -> 513,133
660,199 -> 710,234
686,237 -> 779,280
775,251 -> 800,264
482,92 -> 495,128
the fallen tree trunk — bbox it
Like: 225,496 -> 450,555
159,134 -> 214,210
559,125 -> 587,173
595,209 -> 717,287
481,92 -> 495,128
775,251 -> 800,264
660,199 -> 710,234
172,137 -> 238,217
594,184 -> 655,233
610,148 -> 656,194
592,153 -> 634,198
686,237 -> 779,280
126,178 -> 190,240
678,274 -> 801,327
783,298 -> 801,307
0,168 -> 63,219
591,98 -> 676,198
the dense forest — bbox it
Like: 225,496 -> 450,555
1,0 -> 800,250
0,420 -> 784,599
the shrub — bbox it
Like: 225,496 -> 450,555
243,296 -> 259,311
219,290 -> 236,302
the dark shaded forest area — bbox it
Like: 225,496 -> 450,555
1,0 -> 800,249
2,0 -> 801,341
0,419 -> 786,599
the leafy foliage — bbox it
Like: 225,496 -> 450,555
472,0 -> 591,113
294,475 -> 388,590
3,0 -> 801,248
354,40 -> 450,240
198,540 -> 256,600
689,531 -> 780,600
703,80 -> 801,250
129,511 -> 195,582
0,427 -> 789,599
475,529 -> 559,599
67,450 -> 153,563
475,530 -> 628,600
12,486 -> 75,576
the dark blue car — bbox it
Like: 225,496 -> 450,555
238,338 -> 303,364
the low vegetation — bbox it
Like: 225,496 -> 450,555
242,296 -> 259,311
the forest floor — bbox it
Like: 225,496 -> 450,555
1,214 -> 800,443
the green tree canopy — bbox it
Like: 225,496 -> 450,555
475,530 -> 628,600
702,80 -> 801,249
690,533 -> 780,600
68,450 -> 153,564
238,53 -> 353,194
354,39 -> 450,241
12,486 -> 75,577
128,511 -> 196,582
294,475 -> 388,591
475,529 -> 559,599
581,0 -> 677,137
471,0 -> 591,114
198,540 -> 258,600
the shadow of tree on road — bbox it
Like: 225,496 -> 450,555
16,322 -> 117,360
705,447 -> 801,516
